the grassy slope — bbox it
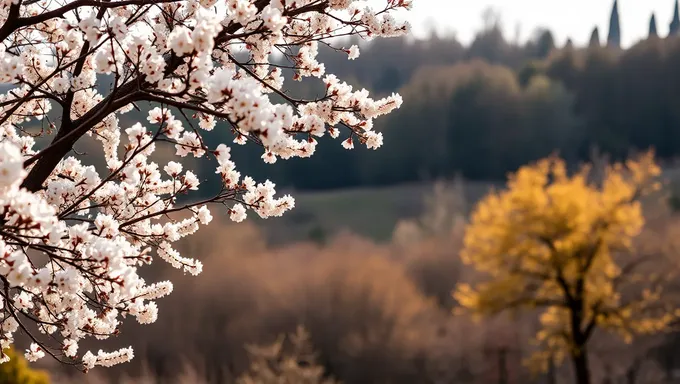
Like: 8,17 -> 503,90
259,165 -> 680,245
259,180 -> 501,244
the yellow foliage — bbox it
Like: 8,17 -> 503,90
454,151 -> 677,371
0,347 -> 50,384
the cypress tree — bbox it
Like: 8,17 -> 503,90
650,13 -> 658,37
564,37 -> 574,50
607,0 -> 621,47
536,29 -> 555,58
589,26 -> 601,48
670,0 -> 680,36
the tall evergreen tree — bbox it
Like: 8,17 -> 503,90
670,0 -> 680,36
607,0 -> 621,47
564,37 -> 574,50
589,26 -> 601,48
650,13 -> 659,37
536,29 -> 556,58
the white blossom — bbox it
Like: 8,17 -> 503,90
164,161 -> 183,177
348,45 -> 360,60
229,203 -> 247,223
0,142 -> 25,189
167,26 -> 193,55
342,137 -> 354,150
25,343 -> 45,362
197,206 -> 213,225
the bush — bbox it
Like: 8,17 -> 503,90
236,326 -> 339,384
0,348 -> 50,384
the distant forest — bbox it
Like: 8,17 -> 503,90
95,0 -> 680,193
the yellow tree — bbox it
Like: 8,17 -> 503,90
454,152 -> 680,384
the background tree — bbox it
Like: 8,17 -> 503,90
649,13 -> 659,38
670,0 -> 680,37
608,0 -> 622,48
236,326 -> 339,384
524,29 -> 556,60
589,27 -> 601,48
454,152 -> 680,384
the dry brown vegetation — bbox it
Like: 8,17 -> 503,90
37,178 -> 680,384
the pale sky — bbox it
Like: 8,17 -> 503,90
379,0 -> 680,49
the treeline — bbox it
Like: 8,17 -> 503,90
80,21 -> 680,194
364,36 -> 680,184
184,28 -> 680,193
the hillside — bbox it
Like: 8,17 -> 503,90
257,164 -> 680,245
258,179 -> 501,244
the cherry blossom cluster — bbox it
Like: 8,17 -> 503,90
0,0 -> 412,371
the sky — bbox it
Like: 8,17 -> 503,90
377,0 -> 680,49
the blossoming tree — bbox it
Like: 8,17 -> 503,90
454,152 -> 680,384
0,0 -> 411,371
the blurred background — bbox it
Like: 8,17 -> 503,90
19,0 -> 680,383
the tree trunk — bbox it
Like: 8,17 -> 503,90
571,348 -> 591,384
547,355 -> 557,384
498,347 -> 507,384
626,359 -> 641,384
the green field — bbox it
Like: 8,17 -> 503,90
258,165 -> 680,245
259,180 -> 501,244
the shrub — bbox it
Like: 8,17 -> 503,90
0,348 -> 50,384
236,326 -> 339,384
